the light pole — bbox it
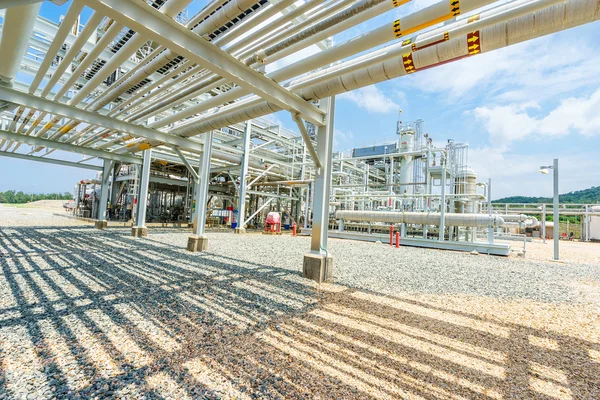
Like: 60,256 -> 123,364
539,159 -> 559,261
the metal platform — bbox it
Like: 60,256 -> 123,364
301,229 -> 511,256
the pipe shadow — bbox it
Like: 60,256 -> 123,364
0,224 -> 598,399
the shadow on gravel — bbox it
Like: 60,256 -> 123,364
0,225 -> 598,399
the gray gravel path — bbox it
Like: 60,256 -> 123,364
0,206 -> 599,399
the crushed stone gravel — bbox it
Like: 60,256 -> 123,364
0,204 -> 599,399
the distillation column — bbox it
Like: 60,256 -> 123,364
399,129 -> 415,207
303,97 -> 335,283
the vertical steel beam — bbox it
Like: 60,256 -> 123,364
97,159 -> 114,222
553,158 -> 559,261
235,120 -> 252,233
488,178 -> 494,244
136,149 -> 152,228
303,98 -> 335,283
542,203 -> 546,243
439,166 -> 446,241
310,97 -> 335,253
194,131 -> 214,237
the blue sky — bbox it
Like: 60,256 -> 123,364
1,0 -> 599,199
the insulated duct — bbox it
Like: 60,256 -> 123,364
336,210 -> 505,228
163,0 -> 599,142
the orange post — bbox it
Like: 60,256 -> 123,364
389,226 -> 393,246
395,232 -> 400,248
292,222 -> 297,236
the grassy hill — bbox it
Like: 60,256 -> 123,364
493,186 -> 600,204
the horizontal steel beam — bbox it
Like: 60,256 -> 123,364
0,129 -> 142,164
0,86 -> 204,152
0,150 -> 103,171
83,0 -> 325,127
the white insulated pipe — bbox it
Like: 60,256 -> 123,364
89,0 -> 261,112
164,0 -> 499,137
499,214 -> 540,227
0,2 -> 41,83
165,0 -> 595,141
138,0 -> 396,127
67,0 -> 192,108
336,210 -> 505,228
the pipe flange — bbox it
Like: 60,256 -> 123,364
255,49 -> 268,64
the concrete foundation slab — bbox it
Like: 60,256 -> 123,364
301,228 -> 511,256
303,253 -> 333,283
94,220 -> 107,230
187,235 -> 208,252
132,226 -> 148,237
234,227 -> 246,234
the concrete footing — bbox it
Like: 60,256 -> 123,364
94,220 -> 107,230
302,253 -> 333,283
131,226 -> 148,237
187,235 -> 208,252
234,227 -> 246,234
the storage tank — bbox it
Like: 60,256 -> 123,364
454,168 -> 477,213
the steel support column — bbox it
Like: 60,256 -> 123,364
188,131 -> 214,251
439,166 -> 446,241
235,120 -> 251,233
488,178 -> 494,244
303,97 -> 335,283
132,149 -> 152,236
553,158 -> 559,261
96,158 -> 114,228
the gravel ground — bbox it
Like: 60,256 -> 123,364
1,204 -> 599,399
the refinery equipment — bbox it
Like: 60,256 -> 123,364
0,0 -> 599,281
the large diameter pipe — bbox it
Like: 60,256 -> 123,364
336,210 -> 505,228
0,2 -> 41,83
168,0 -> 592,139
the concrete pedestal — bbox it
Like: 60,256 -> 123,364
94,220 -> 107,230
302,253 -> 333,283
131,226 -> 148,237
187,235 -> 208,252
234,227 -> 246,234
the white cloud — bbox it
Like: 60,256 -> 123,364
407,33 -> 600,105
333,128 -> 354,151
473,88 -> 600,146
338,85 -> 400,114
468,146 -> 600,199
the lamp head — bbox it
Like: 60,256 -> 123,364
539,168 -> 549,175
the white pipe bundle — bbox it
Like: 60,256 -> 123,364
161,0 -> 599,144
336,210 -> 505,227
